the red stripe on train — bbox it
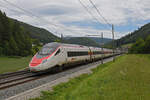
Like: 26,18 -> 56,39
30,47 -> 60,67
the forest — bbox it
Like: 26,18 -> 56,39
0,10 -> 106,57
129,35 -> 150,54
0,10 -> 32,56
105,23 -> 150,48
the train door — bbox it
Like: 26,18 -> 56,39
54,47 -> 66,66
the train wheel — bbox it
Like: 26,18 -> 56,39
59,66 -> 63,72
55,65 -> 63,72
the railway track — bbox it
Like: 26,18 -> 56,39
0,68 -> 61,90
0,69 -> 30,79
0,70 -> 38,90
0,54 -> 121,91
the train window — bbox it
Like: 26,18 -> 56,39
38,47 -> 53,55
36,43 -> 60,58
93,51 -> 103,55
36,47 -> 58,58
67,51 -> 88,57
55,49 -> 60,56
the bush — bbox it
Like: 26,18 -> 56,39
32,46 -> 39,55
129,35 -> 150,54
0,47 -> 3,56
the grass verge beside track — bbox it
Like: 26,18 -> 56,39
0,56 -> 32,74
31,54 -> 150,100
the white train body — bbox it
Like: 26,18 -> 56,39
29,42 -> 114,72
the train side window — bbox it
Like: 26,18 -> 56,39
55,49 -> 60,56
67,51 -> 88,57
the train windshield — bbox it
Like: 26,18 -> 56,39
38,47 -> 53,55
36,43 -> 60,58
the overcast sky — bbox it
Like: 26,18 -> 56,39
0,0 -> 150,39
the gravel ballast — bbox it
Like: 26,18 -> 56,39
0,57 -> 115,100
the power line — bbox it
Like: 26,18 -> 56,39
4,0 -> 67,28
3,0 -> 36,17
78,0 -> 102,25
88,0 -> 112,27
0,1 -> 42,27
78,0 -> 112,32
81,0 -> 116,52
0,1 -> 21,13
2,0 -> 62,35
2,0 -> 113,38
2,0 -> 86,36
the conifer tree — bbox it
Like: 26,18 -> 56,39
0,10 -> 32,56
9,36 -> 19,55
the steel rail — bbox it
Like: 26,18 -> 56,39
0,54 -> 121,90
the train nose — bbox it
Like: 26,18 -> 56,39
30,56 -> 43,67
30,62 -> 40,67
29,55 -> 49,72
29,67 -> 37,72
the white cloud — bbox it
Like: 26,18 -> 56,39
0,0 -> 150,39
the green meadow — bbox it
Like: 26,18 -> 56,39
0,56 -> 32,74
31,54 -> 150,100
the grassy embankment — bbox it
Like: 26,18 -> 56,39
122,43 -> 133,48
0,56 -> 32,74
31,54 -> 150,100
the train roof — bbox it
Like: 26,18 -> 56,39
44,42 -> 88,48
44,42 -> 112,50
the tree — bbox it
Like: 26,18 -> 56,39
9,36 -> 19,55
0,47 -> 3,56
144,35 -> 150,53
129,38 -> 145,53
0,10 -> 33,56
32,39 -> 41,46
55,39 -> 61,43
24,33 -> 32,55
3,41 -> 10,55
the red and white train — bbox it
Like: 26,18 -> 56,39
29,42 -> 116,72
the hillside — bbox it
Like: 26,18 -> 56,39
64,37 -> 101,47
0,10 -> 63,56
0,11 -> 32,56
1,10 -> 112,49
64,37 -> 112,47
1,10 -> 104,49
88,37 -> 112,45
106,23 -> 150,48
12,19 -> 60,43
11,19 -> 109,47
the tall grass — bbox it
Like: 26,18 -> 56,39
0,56 -> 32,74
31,54 -> 150,100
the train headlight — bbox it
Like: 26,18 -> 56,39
42,59 -> 47,64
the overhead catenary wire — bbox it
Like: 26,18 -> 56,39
78,0 -> 113,34
0,1 -> 42,27
2,0 -> 62,35
88,0 -> 112,27
78,0 -> 103,25
2,0 -> 113,38
0,1 -> 21,14
87,0 -> 116,43
2,0 -> 90,36
4,0 -> 112,36
79,0 -> 116,56
2,0 -> 61,28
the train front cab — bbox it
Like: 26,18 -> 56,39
29,43 -> 61,72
